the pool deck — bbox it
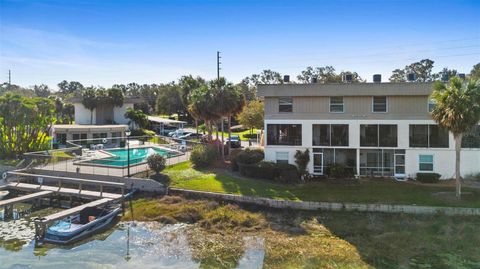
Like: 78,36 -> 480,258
35,151 -> 190,177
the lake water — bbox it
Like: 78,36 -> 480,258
0,219 -> 265,269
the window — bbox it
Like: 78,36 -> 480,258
313,124 -> 348,146
462,125 -> 480,148
313,148 -> 356,173
276,152 -> 289,164
279,97 -> 293,112
379,125 -> 398,147
409,125 -> 449,148
111,132 -> 122,144
360,149 -> 394,176
372,96 -> 387,112
329,97 -> 344,113
56,133 -> 67,145
267,124 -> 302,146
419,155 -> 434,171
92,133 -> 107,144
428,99 -> 436,113
360,124 -> 397,147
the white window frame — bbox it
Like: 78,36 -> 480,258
372,96 -> 388,113
275,152 -> 289,164
418,154 -> 434,172
329,96 -> 344,113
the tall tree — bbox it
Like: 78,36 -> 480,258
436,68 -> 458,81
430,77 -> 480,198
81,87 -> 98,124
237,100 -> 264,132
107,87 -> 125,107
243,69 -> 283,88
156,84 -> 184,116
470,63 -> 480,81
389,59 -> 436,82
58,80 -> 84,96
0,93 -> 56,158
297,66 -> 363,83
33,84 -> 51,97
187,84 -> 222,141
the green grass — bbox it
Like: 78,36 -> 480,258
163,161 -> 480,208
0,159 -> 20,167
210,128 -> 260,140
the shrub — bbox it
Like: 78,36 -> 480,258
239,161 -> 299,183
190,144 -> 218,168
416,172 -> 441,183
147,153 -> 166,174
242,133 -> 257,139
326,164 -> 354,179
464,172 -> 480,181
294,149 -> 310,177
231,148 -> 264,171
131,128 -> 156,142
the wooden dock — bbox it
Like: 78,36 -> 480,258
6,182 -> 122,200
0,190 -> 53,207
40,198 -> 113,223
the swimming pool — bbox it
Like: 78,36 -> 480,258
84,147 -> 176,167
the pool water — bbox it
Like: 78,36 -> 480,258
87,147 -> 174,167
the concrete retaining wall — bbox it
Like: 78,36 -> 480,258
169,188 -> 480,216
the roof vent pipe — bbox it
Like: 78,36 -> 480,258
283,75 -> 290,83
373,74 -> 381,83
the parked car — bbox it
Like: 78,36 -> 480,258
168,129 -> 187,137
172,131 -> 191,138
226,135 -> 241,148
178,132 -> 203,140
160,126 -> 177,136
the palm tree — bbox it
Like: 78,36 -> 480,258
124,107 -> 147,129
430,77 -> 480,198
81,87 -> 98,124
187,84 -> 221,142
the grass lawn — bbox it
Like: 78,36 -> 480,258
210,128 -> 260,140
0,159 -> 20,167
162,161 -> 480,208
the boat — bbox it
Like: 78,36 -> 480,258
0,190 -> 9,200
44,205 -> 122,245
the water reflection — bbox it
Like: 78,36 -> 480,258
0,221 -> 266,269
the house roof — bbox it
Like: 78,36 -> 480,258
258,82 -> 434,97
147,116 -> 186,125
53,124 -> 128,132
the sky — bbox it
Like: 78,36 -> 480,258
0,0 -> 479,89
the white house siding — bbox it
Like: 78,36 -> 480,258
264,119 -> 480,179
74,103 -> 96,124
113,103 -> 134,124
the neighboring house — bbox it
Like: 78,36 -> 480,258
52,97 -> 140,146
258,77 -> 480,179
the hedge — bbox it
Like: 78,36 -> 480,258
231,148 -> 264,171
239,161 -> 299,183
416,172 -> 441,183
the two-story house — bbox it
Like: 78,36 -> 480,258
258,78 -> 480,179
52,97 -> 139,146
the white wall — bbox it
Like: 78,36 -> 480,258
74,102 -> 134,125
74,103 -> 96,124
113,103 -> 134,124
264,119 -> 480,178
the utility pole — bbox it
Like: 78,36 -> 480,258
217,51 -> 221,80
8,70 -> 11,88
216,51 -> 225,160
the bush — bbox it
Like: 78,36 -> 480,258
231,148 -> 264,171
326,164 -> 355,179
239,161 -> 299,183
294,149 -> 310,177
416,172 -> 441,183
147,153 -> 166,174
242,133 -> 257,139
190,144 -> 218,168
131,128 -> 156,142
